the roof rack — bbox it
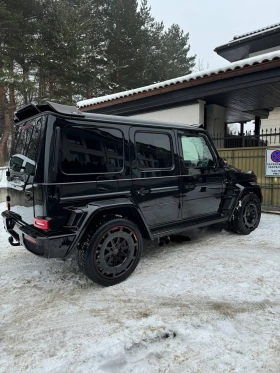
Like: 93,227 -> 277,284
14,101 -> 85,123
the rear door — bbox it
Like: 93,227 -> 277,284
178,131 -> 224,220
130,127 -> 181,227
8,116 -> 45,224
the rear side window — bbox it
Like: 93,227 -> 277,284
135,132 -> 173,170
10,117 -> 45,174
61,127 -> 124,174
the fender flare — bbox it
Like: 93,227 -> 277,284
228,183 -> 262,220
65,198 -> 153,257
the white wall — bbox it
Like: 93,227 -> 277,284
130,100 -> 205,126
262,107 -> 280,130
205,104 -> 226,136
261,108 -> 280,145
249,46 -> 280,58
261,107 -> 280,125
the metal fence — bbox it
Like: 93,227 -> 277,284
211,128 -> 280,149
216,147 -> 280,211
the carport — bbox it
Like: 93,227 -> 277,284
77,51 -> 280,210
78,51 -> 280,135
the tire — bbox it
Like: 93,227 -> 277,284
228,193 -> 261,235
77,218 -> 143,286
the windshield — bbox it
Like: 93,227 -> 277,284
10,116 -> 45,175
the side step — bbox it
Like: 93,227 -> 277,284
151,215 -> 228,238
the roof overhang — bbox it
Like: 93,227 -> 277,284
215,28 -> 280,62
79,56 -> 280,123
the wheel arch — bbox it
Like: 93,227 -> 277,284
241,185 -> 263,204
80,203 -> 153,242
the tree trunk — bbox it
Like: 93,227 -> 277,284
22,64 -> 28,104
8,83 -> 16,156
0,86 -> 13,165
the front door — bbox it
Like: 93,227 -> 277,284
179,131 -> 224,220
130,127 -> 181,227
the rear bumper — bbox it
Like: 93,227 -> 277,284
2,210 -> 76,258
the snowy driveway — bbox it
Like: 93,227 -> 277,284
1,204 -> 280,373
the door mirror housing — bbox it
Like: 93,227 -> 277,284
218,158 -> 228,168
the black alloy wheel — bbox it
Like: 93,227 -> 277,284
78,218 -> 143,286
94,226 -> 138,279
243,201 -> 259,230
228,193 -> 261,235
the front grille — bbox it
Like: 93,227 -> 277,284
23,237 -> 44,256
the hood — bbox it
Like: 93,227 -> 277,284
225,163 -> 258,183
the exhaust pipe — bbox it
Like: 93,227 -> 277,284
165,236 -> 170,245
158,239 -> 165,247
158,236 -> 170,246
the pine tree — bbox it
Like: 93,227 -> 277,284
138,0 -> 165,86
0,0 -> 40,162
74,0 -> 111,100
0,0 -> 197,163
161,24 -> 196,80
105,0 -> 144,92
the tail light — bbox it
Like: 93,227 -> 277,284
34,217 -> 49,230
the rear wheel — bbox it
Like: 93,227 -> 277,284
228,193 -> 261,235
78,218 -> 143,286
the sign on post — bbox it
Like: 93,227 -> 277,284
265,149 -> 280,177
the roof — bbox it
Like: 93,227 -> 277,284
77,50 -> 280,110
215,24 -> 280,62
233,22 -> 280,41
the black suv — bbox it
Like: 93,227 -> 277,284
2,102 -> 262,286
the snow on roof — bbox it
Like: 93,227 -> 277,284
77,50 -> 280,109
233,22 -> 280,41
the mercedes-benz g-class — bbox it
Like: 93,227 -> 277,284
2,102 -> 262,286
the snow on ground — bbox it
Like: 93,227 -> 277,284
0,168 -> 7,189
1,202 -> 280,373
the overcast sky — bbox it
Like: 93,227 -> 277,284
147,0 -> 280,69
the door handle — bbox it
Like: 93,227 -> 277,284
136,188 -> 150,196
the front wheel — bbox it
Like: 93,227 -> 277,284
77,218 -> 143,286
228,193 -> 261,235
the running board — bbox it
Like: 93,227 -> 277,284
151,216 -> 228,238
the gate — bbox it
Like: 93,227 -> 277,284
211,129 -> 280,210
217,147 -> 280,211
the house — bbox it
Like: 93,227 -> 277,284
77,23 -> 280,147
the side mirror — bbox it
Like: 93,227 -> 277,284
218,158 -> 228,167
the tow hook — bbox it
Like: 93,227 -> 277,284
158,236 -> 170,247
8,236 -> 20,247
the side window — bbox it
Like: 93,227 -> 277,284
135,132 -> 173,170
10,117 -> 44,175
181,136 -> 214,168
61,127 -> 124,174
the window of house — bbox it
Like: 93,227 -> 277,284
135,132 -> 173,170
61,126 -> 124,174
181,136 -> 214,168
